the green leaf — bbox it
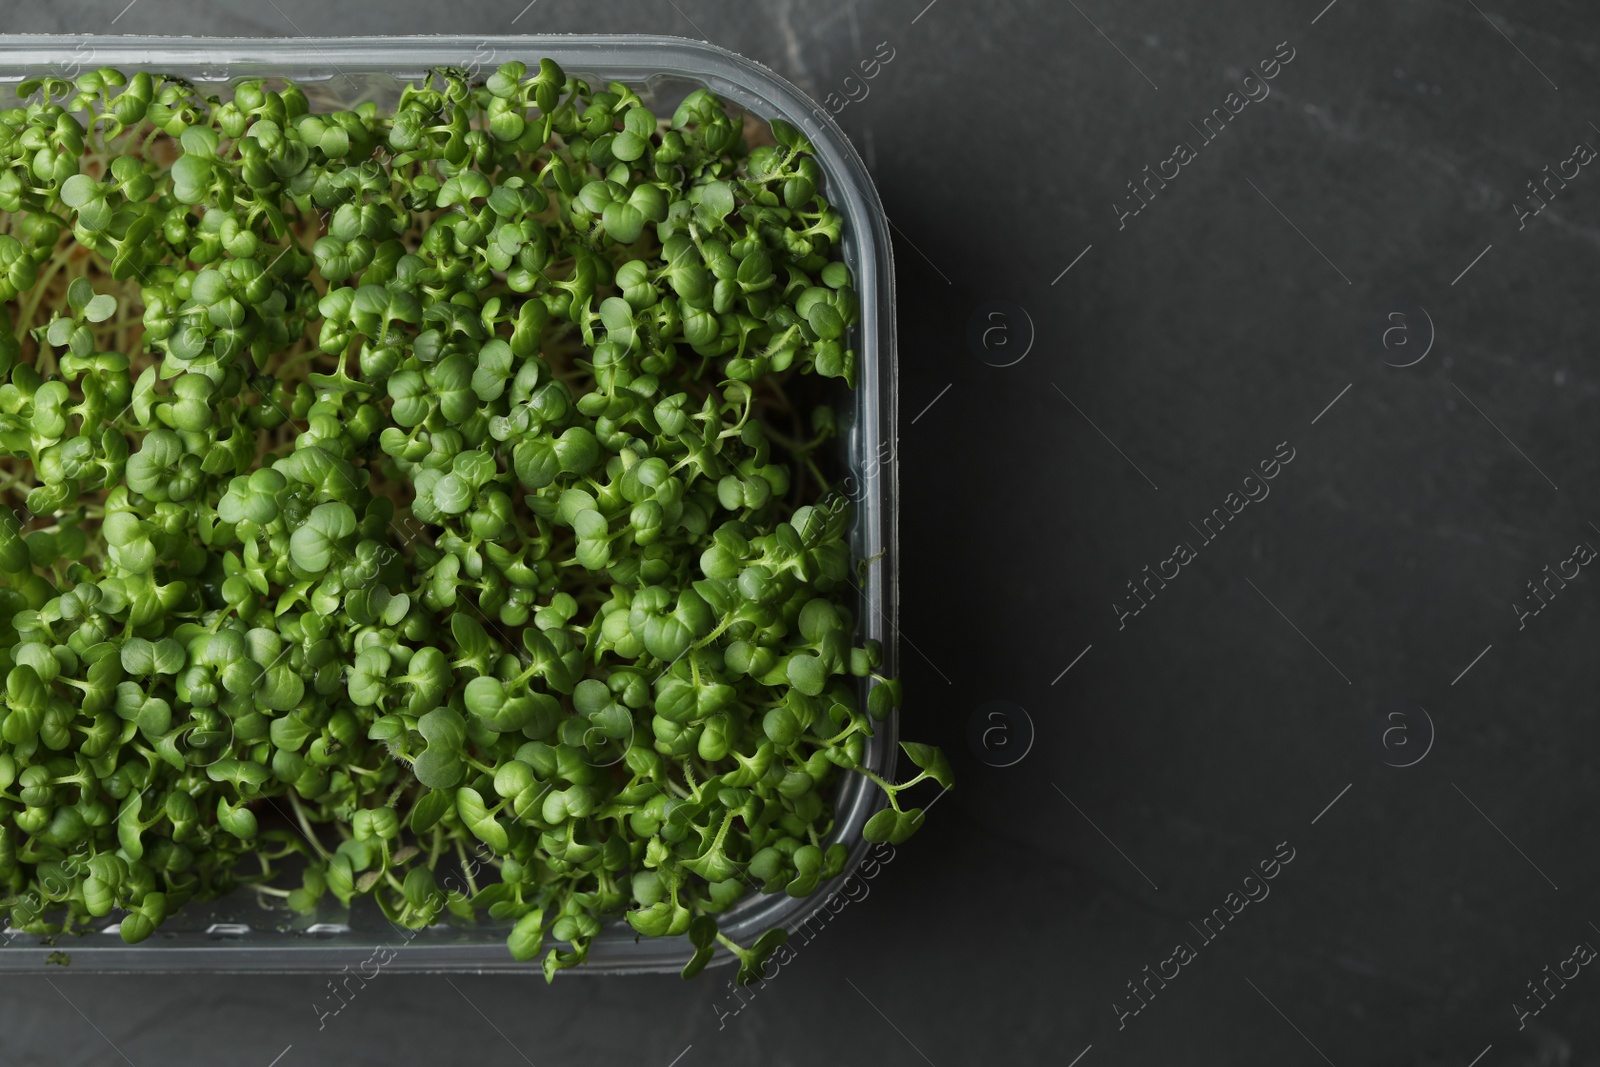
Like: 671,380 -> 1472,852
119,638 -> 156,676
170,154 -> 213,203
899,742 -> 954,790
888,807 -> 926,844
82,293 -> 117,322
118,910 -> 155,944
409,788 -> 455,833
868,677 -> 902,720
68,277 -> 95,310
738,928 -> 787,985
655,679 -> 698,723
627,901 -> 673,937
260,665 -> 305,711
456,786 -> 509,852
217,797 -> 258,839
681,915 -> 719,978
414,706 -> 467,790
289,501 -> 358,574
807,301 -> 845,340
785,653 -> 828,696
862,807 -> 899,843
863,807 -> 926,845
698,181 -> 735,221
601,201 -> 645,243
59,173 -> 99,208
206,759 -> 272,791
439,170 -> 492,207
508,909 -> 546,960
462,671 -> 502,708
432,472 -> 472,515
611,130 -> 647,162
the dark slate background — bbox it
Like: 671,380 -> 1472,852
4,1 -> 1600,1064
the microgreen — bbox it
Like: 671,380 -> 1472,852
0,61 -> 944,979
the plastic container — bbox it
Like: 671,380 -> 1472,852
0,35 -> 898,973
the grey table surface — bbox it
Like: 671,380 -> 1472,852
3,1 -> 1600,1065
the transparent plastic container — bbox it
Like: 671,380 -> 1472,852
0,35 -> 897,973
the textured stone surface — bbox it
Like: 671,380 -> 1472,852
4,2 -> 1600,1064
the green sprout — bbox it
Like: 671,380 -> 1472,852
0,61 -> 946,980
